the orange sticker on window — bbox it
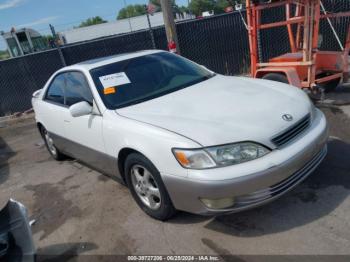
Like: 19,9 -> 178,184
104,87 -> 116,95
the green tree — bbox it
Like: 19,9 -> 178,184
178,6 -> 189,14
213,0 -> 232,14
150,0 -> 176,9
42,35 -> 54,43
78,16 -> 107,28
149,0 -> 184,16
0,50 -> 10,60
149,0 -> 161,9
117,4 -> 147,20
189,0 -> 242,16
189,0 -> 216,16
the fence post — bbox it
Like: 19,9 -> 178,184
145,6 -> 156,49
49,24 -> 66,67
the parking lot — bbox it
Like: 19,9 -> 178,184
1,86 -> 350,259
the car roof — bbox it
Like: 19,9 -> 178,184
61,49 -> 165,72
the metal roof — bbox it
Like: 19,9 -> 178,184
63,49 -> 164,71
59,12 -> 165,44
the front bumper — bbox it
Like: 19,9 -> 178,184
162,109 -> 328,215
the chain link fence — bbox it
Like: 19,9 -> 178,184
259,3 -> 295,62
0,0 -> 349,116
177,12 -> 250,75
319,0 -> 350,51
0,49 -> 63,115
259,0 -> 350,62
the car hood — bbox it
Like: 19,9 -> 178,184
117,75 -> 311,147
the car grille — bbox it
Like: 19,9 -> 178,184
234,146 -> 327,207
271,114 -> 311,148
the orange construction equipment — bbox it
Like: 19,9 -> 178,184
246,0 -> 350,92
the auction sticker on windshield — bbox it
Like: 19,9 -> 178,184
99,72 -> 131,88
103,87 -> 116,95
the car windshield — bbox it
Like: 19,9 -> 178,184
90,52 -> 215,109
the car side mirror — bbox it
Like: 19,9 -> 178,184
69,101 -> 92,117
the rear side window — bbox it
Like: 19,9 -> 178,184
64,72 -> 93,106
45,74 -> 65,105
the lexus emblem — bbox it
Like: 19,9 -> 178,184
282,114 -> 293,122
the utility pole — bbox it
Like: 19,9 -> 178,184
160,0 -> 180,54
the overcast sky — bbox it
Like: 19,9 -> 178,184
0,0 -> 188,50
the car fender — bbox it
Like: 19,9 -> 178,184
102,110 -> 200,178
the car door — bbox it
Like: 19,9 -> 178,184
61,71 -> 116,175
40,73 -> 68,149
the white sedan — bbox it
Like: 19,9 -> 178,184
32,50 -> 328,220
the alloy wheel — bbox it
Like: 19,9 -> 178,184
44,130 -> 57,156
130,164 -> 161,210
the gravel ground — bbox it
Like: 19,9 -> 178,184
0,86 -> 350,261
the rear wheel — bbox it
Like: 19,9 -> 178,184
319,78 -> 340,93
125,153 -> 176,221
40,126 -> 66,161
262,73 -> 289,84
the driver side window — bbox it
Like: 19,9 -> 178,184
64,72 -> 93,106
45,74 -> 65,105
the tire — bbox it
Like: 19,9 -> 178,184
262,73 -> 289,84
125,153 -> 177,221
40,126 -> 66,161
319,78 -> 340,93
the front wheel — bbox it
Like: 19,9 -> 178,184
319,78 -> 340,93
125,153 -> 176,221
40,126 -> 66,161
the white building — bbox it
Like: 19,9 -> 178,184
58,12 -> 193,45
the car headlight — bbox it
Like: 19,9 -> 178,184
172,149 -> 216,169
173,142 -> 270,169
